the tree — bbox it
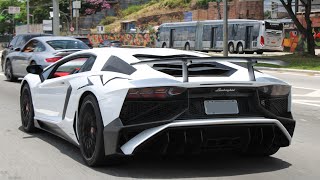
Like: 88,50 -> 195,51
0,0 -> 27,34
280,0 -> 315,56
82,0 -> 111,15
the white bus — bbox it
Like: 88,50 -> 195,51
156,19 -> 284,54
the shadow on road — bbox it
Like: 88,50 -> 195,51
19,126 -> 291,179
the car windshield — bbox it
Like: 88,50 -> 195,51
47,40 -> 89,50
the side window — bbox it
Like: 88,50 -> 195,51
16,36 -> 27,48
22,40 -> 38,53
9,36 -> 18,48
78,56 -> 96,73
48,57 -> 89,79
34,42 -> 46,52
101,55 -> 136,75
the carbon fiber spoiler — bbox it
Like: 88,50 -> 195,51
131,55 -> 288,82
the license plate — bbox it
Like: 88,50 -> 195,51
204,100 -> 239,115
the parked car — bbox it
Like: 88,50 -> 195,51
4,36 -> 89,81
1,33 -> 52,71
98,40 -> 122,47
72,36 -> 93,48
20,48 -> 295,166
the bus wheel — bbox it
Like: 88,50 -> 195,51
162,43 -> 167,48
237,43 -> 244,54
228,43 -> 235,53
184,43 -> 190,51
257,51 -> 263,55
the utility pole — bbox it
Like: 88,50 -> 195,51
295,0 -> 299,14
27,0 -> 30,33
223,0 -> 228,57
52,0 -> 60,35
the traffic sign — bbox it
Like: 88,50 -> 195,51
8,6 -> 20,14
70,27 -> 74,32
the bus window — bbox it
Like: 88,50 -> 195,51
265,22 -> 283,31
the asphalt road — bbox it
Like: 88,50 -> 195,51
0,70 -> 320,180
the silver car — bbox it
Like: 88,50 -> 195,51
4,36 -> 89,81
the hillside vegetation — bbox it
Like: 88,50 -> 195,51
96,0 -> 196,33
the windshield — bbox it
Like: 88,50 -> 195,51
265,22 -> 283,31
47,40 -> 89,50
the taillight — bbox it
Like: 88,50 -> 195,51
126,87 -> 186,99
258,85 -> 290,97
260,36 -> 265,46
45,57 -> 62,63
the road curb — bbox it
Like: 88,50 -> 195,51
256,66 -> 320,75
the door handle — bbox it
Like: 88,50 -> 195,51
60,82 -> 65,85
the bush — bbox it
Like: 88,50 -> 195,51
160,0 -> 191,9
100,16 -> 118,25
195,0 -> 218,9
122,5 -> 144,16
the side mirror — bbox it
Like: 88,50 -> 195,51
14,47 -> 21,52
27,65 -> 43,75
1,43 -> 8,48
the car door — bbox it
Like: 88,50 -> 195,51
32,56 -> 90,122
11,40 -> 36,76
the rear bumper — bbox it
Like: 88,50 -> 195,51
258,45 -> 284,52
103,117 -> 295,156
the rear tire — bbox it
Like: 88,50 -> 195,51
184,43 -> 190,51
257,51 -> 264,55
162,43 -> 167,48
5,60 -> 18,82
20,83 -> 37,133
237,43 -> 244,54
78,94 -> 120,166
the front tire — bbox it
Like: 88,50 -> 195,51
5,60 -> 18,82
20,83 -> 36,132
78,94 -> 107,166
228,43 -> 235,53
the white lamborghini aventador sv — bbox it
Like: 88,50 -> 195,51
20,48 -> 295,166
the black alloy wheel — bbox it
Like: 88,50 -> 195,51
20,84 -> 36,132
78,95 -> 106,166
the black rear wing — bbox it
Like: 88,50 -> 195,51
131,56 -> 288,82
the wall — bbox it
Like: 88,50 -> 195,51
192,0 -> 264,21
87,33 -> 157,47
15,24 -> 43,34
283,14 -> 320,52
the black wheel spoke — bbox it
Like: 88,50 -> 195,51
80,103 -> 98,159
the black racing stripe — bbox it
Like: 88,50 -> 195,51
62,85 -> 72,120
77,78 -> 93,90
103,77 -> 130,86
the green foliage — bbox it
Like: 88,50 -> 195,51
121,5 -> 145,17
160,0 -> 191,9
257,54 -> 320,71
100,16 -> 118,25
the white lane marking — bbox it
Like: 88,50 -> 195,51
293,86 -> 319,91
293,100 -> 320,103
292,86 -> 320,97
300,119 -> 308,122
293,101 -> 320,107
0,73 -> 4,76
